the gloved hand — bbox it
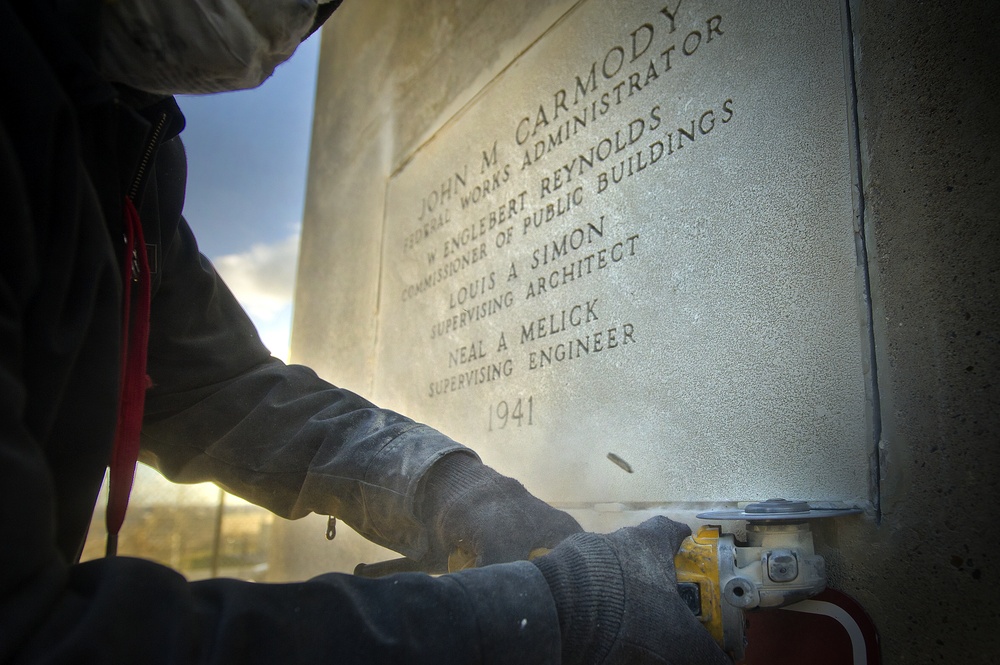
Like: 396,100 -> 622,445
418,452 -> 583,569
533,516 -> 731,665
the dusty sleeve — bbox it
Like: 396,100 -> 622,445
139,190 -> 471,561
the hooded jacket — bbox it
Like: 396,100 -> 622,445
0,1 -> 559,662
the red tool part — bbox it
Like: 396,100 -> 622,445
741,588 -> 880,664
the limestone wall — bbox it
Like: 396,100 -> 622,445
288,1 -> 999,660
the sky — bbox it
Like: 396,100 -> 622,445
175,33 -> 324,362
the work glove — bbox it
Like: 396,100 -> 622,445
533,516 -> 731,665
418,452 -> 583,569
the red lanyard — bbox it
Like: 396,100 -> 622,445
106,196 -> 152,557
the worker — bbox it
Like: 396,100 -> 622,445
0,0 -> 729,662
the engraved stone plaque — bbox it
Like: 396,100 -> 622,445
372,0 -> 868,505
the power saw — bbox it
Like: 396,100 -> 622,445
354,498 -> 861,661
675,499 -> 861,661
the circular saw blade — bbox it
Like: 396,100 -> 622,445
697,499 -> 862,521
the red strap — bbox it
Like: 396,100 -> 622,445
106,197 -> 152,556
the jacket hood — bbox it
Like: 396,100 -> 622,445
99,0 -> 340,95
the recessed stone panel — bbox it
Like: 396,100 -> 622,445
372,0 -> 868,505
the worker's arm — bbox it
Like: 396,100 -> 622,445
138,137 -> 581,565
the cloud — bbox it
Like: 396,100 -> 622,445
211,234 -> 300,361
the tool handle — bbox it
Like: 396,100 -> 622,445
355,546 -> 554,578
353,557 -> 444,578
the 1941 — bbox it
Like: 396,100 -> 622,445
487,396 -> 534,431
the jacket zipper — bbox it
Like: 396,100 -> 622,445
127,111 -> 169,203
124,110 -> 168,280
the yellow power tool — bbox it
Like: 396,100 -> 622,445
438,498 -> 860,660
675,499 -> 861,660
355,498 -> 860,661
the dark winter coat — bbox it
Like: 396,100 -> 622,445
0,1 -> 559,662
